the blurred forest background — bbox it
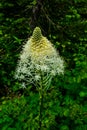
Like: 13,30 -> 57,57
0,0 -> 87,130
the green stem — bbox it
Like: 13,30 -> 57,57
38,86 -> 43,130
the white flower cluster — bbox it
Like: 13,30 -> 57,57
15,27 -> 64,88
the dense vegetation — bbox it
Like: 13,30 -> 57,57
0,0 -> 87,129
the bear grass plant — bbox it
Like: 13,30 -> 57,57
15,27 -> 64,130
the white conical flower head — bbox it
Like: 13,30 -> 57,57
15,27 -> 64,88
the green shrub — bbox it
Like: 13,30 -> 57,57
0,83 -> 87,130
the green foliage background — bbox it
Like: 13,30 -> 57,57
0,0 -> 87,129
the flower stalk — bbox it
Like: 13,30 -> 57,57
38,85 -> 43,130
15,27 -> 64,129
